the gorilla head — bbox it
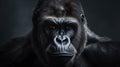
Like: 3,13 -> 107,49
32,0 -> 87,66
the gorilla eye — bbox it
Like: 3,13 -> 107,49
48,25 -> 56,30
43,20 -> 57,30
65,26 -> 71,30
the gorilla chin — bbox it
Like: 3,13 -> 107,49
47,49 -> 77,64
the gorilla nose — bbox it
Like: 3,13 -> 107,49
54,35 -> 70,46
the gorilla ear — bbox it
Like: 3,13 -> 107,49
80,14 -> 87,24
80,14 -> 85,22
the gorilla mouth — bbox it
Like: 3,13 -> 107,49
46,43 -> 77,57
48,52 -> 75,57
48,53 -> 74,64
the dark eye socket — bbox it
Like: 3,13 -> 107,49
65,25 -> 72,30
43,20 -> 57,30
48,24 -> 57,30
64,23 -> 77,31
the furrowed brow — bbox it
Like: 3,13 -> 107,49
43,16 -> 78,23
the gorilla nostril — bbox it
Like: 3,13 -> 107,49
62,37 -> 68,44
54,35 -> 70,45
56,37 -> 62,44
63,37 -> 68,42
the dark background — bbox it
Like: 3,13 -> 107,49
0,0 -> 120,44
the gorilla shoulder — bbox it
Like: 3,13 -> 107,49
0,35 -> 37,66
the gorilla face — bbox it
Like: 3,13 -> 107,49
42,16 -> 79,63
36,16 -> 80,62
32,0 -> 87,65
43,16 -> 78,56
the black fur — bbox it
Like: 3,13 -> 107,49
0,0 -> 120,67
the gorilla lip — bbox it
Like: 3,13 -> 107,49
48,52 -> 75,57
46,44 -> 77,57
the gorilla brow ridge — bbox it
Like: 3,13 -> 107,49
43,16 -> 79,24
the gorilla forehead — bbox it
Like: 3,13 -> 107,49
43,16 -> 79,24
34,0 -> 83,18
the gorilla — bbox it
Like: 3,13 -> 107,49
0,0 -> 120,67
